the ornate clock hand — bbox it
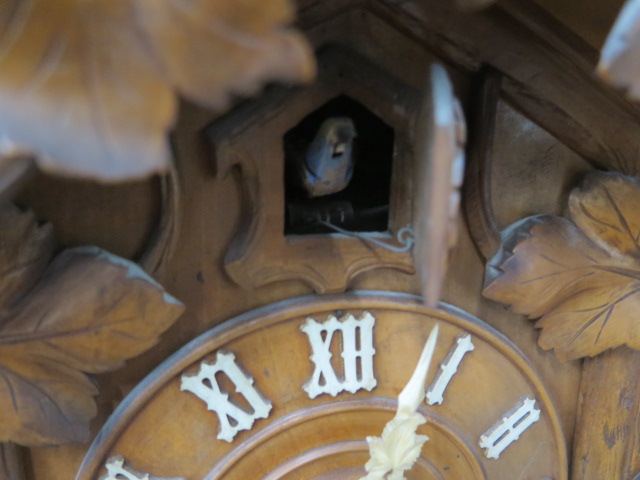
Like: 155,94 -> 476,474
361,324 -> 439,480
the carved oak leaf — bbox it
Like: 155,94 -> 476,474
0,211 -> 184,446
483,171 -> 640,361
0,0 -> 315,181
0,205 -> 54,311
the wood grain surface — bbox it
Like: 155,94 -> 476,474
573,348 -> 640,480
8,0 -> 631,478
0,0 -> 315,182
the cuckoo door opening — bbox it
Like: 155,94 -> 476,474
283,95 -> 394,235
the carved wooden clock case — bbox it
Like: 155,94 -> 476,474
7,0 -> 640,480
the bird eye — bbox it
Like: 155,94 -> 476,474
332,142 -> 346,158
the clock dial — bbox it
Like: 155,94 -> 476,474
77,292 -> 567,480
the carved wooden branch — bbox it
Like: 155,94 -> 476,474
138,168 -> 181,280
573,349 -> 640,480
463,67 -> 501,261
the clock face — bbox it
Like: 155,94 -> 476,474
78,292 -> 566,480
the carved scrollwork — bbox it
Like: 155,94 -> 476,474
139,169 -> 181,280
208,48 -> 418,294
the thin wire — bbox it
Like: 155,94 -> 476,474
319,220 -> 415,253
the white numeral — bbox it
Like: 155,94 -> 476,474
301,312 -> 377,399
426,332 -> 474,405
101,455 -> 184,480
181,351 -> 272,442
479,396 -> 541,459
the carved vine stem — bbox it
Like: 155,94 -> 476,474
139,167 -> 182,280
574,349 -> 640,479
463,66 -> 501,261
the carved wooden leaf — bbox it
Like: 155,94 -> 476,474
598,0 -> 640,99
0,205 -> 54,310
484,171 -> 640,361
0,246 -> 184,446
569,172 -> 640,259
0,0 -> 314,181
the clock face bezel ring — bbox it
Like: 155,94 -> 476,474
261,440 -> 446,480
76,291 -> 568,480
205,399 -> 484,479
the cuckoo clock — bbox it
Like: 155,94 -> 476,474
6,1 -> 640,480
